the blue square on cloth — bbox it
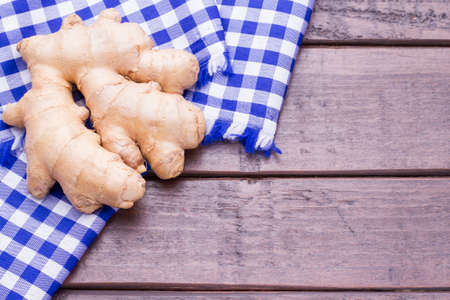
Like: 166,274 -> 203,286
262,50 -> 280,66
276,0 -> 293,14
269,24 -> 286,39
221,18 -> 230,31
5,291 -> 23,300
141,5 -> 158,21
56,218 -> 76,233
0,216 -> 7,230
234,47 -> 250,61
221,99 -> 237,111
5,290 -> 22,300
1,60 -> 19,76
20,25 -> 36,38
248,1 -> 263,8
227,74 -> 244,87
97,205 -> 116,222
63,255 -> 79,271
0,252 -> 15,269
12,0 -> 29,14
104,0 -> 120,8
0,33 -> 10,48
31,205 -> 51,222
221,0 -> 236,5
250,103 -> 267,118
205,6 -> 220,19
21,265 -> 40,284
192,92 -> 208,105
38,241 -> 57,258
47,281 -> 61,295
6,190 -> 26,208
47,18 -> 62,32
80,228 -> 97,246
10,86 -> 27,101
189,39 -> 207,54
153,29 -> 171,45
169,0 -> 184,9
14,228 -> 33,245
180,15 -> 196,33
242,21 -> 257,35
41,0 -> 56,7
256,77 -> 273,92
76,7 -> 94,20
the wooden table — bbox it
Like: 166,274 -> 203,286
55,1 -> 450,299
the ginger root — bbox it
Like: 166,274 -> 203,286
3,8 -> 205,212
3,67 -> 145,213
17,8 -> 205,179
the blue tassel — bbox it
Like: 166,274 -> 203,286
227,126 -> 282,157
264,143 -> 282,157
202,119 -> 232,145
239,127 -> 259,154
196,52 -> 233,88
196,59 -> 213,87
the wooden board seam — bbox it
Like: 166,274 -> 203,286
177,170 -> 450,178
61,284 -> 450,292
303,40 -> 450,46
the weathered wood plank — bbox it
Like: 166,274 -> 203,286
54,290 -> 450,300
306,0 -> 450,43
64,178 -> 450,289
183,47 -> 450,175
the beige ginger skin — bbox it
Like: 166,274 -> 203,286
2,8 -> 205,212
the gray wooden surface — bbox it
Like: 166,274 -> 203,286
55,0 -> 450,298
183,47 -> 450,175
306,0 -> 450,43
64,178 -> 450,288
55,291 -> 450,300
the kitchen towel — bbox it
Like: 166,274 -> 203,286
0,0 -> 229,299
188,0 -> 314,155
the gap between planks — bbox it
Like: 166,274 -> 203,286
164,170 -> 450,178
60,284 -> 450,292
54,290 -> 450,300
303,40 -> 450,46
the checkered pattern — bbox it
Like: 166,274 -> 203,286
0,146 -> 115,299
186,0 -> 314,154
0,0 -> 228,299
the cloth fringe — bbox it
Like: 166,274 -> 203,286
202,119 -> 282,157
197,52 -> 233,87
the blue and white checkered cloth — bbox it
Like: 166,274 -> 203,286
0,149 -> 115,299
0,0 -> 229,299
188,0 -> 314,154
0,0 -> 314,298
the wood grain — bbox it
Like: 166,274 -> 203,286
183,47 -> 450,175
306,0 -> 450,43
54,290 -> 450,300
64,178 -> 450,289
